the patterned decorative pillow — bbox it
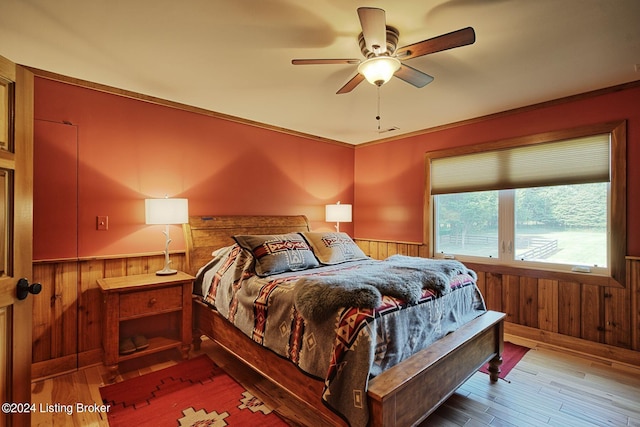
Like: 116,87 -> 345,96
233,233 -> 319,277
300,232 -> 368,265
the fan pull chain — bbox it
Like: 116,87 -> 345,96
376,86 -> 381,131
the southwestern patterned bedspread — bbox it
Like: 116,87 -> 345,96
194,241 -> 486,426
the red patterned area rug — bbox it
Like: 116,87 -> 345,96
99,354 -> 288,427
479,341 -> 530,379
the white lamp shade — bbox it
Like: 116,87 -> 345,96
357,56 -> 401,86
326,203 -> 352,223
145,198 -> 189,225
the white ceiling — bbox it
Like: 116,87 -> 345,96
2,0 -> 639,145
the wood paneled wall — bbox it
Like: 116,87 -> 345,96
31,253 -> 186,379
30,245 -> 639,379
355,239 -> 640,366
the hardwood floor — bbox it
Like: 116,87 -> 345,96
31,335 -> 640,426
423,337 -> 640,427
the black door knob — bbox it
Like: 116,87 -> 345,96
16,278 -> 42,300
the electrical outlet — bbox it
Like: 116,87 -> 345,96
97,216 -> 108,231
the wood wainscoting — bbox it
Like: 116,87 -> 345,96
31,244 -> 639,379
355,239 -> 640,367
31,253 -> 186,380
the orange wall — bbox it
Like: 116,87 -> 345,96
34,78 -> 640,259
354,85 -> 640,256
33,78 -> 354,259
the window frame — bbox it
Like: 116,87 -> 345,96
424,121 -> 627,287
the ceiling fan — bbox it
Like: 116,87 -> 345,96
292,7 -> 475,94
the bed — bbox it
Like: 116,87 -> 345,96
184,215 -> 505,427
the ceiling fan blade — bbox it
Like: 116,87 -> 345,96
395,27 -> 475,60
357,7 -> 387,54
336,73 -> 365,94
292,59 -> 360,65
394,64 -> 434,88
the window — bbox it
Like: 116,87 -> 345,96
425,121 -> 626,285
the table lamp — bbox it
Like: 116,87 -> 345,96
325,201 -> 352,232
145,197 -> 189,275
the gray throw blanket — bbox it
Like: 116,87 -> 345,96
294,255 -> 476,321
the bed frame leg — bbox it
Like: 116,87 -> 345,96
488,354 -> 502,382
192,332 -> 202,351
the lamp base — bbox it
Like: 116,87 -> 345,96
155,268 -> 178,276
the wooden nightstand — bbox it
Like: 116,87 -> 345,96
98,271 -> 194,381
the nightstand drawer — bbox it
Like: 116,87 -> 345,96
119,286 -> 183,318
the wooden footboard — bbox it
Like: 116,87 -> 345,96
193,298 -> 505,427
367,310 -> 505,426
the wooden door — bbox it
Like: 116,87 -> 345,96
0,56 -> 35,427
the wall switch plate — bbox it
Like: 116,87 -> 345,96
97,216 -> 108,231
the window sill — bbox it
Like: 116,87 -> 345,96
462,260 -> 624,288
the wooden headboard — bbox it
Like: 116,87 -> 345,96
182,215 -> 311,275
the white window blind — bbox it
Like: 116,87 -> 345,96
430,134 -> 610,195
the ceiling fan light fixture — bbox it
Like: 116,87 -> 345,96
358,56 -> 401,86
